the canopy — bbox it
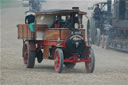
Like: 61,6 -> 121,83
35,9 -> 87,15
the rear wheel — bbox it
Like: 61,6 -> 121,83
54,48 -> 64,73
64,63 -> 76,68
23,41 -> 36,68
85,48 -> 95,73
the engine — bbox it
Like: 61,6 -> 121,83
65,31 -> 85,56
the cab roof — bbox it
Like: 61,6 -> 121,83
35,9 -> 87,15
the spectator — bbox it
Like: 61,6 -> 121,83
29,0 -> 40,12
93,4 -> 101,20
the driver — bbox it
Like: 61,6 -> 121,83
63,15 -> 74,29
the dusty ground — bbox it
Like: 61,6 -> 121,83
1,0 -> 128,85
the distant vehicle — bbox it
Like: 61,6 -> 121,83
106,0 -> 128,52
17,7 -> 95,73
87,1 -> 112,46
88,0 -> 128,52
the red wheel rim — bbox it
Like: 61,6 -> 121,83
54,50 -> 60,71
24,44 -> 28,65
86,54 -> 92,72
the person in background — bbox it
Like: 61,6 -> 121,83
93,4 -> 101,20
29,0 -> 40,12
93,4 -> 102,28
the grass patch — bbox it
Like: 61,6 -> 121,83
1,0 -> 16,3
0,0 -> 15,4
0,0 -> 20,9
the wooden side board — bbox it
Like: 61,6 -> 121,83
60,30 -> 71,40
17,24 -> 48,40
35,24 -> 48,31
17,24 -> 86,40
17,24 -> 34,40
44,29 -> 86,40
44,29 -> 60,40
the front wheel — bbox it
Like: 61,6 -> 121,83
54,48 -> 64,73
85,48 -> 95,73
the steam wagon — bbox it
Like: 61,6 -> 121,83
106,0 -> 128,51
17,7 -> 95,73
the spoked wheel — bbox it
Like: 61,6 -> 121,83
54,48 -> 64,73
85,48 -> 95,73
23,41 -> 36,68
64,63 -> 76,68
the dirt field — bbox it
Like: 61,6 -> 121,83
1,0 -> 128,85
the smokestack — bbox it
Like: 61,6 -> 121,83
72,7 -> 79,10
